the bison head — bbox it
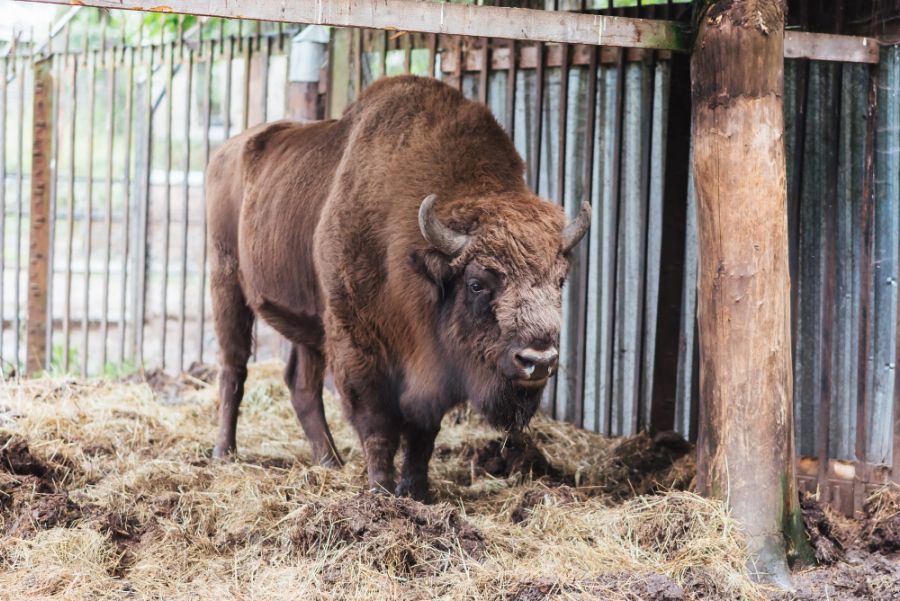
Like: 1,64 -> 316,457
414,193 -> 590,432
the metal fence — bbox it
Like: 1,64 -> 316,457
1,10 -> 898,512
1,20 -> 307,378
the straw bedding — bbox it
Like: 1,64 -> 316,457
0,360 -> 888,600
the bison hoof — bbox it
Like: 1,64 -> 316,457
212,444 -> 236,460
396,480 -> 432,503
315,449 -> 344,469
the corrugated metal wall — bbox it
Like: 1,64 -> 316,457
671,51 -> 900,471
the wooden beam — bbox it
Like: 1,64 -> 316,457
20,0 -> 689,50
22,0 -> 879,63
26,57 -> 53,375
785,30 -> 879,64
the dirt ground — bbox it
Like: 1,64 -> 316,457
1,361 -> 898,600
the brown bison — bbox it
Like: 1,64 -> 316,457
206,76 -> 590,500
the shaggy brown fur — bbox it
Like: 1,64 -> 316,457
206,76 -> 588,499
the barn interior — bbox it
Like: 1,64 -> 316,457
2,1 -> 900,599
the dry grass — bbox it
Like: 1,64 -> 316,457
1,361 -> 766,600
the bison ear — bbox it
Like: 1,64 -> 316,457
409,250 -> 453,298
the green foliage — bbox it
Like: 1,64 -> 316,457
100,359 -> 137,379
47,344 -> 79,376
140,13 -> 198,39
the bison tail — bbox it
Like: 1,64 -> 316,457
254,296 -> 325,350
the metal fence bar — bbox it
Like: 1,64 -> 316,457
198,39 -> 214,365
178,46 -> 194,372
118,44 -> 136,365
100,46 -> 118,368
0,53 -> 7,370
62,53 -> 77,372
45,48 -> 64,370
160,38 -> 174,369
80,48 -> 98,377
14,52 -> 27,374
133,42 -> 154,365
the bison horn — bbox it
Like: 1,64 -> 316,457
561,201 -> 592,253
418,194 -> 470,256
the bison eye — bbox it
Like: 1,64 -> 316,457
468,279 -> 485,295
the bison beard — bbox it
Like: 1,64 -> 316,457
205,76 -> 590,501
477,382 -> 545,433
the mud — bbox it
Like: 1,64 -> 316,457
0,434 -> 84,536
510,573 -> 685,600
862,486 -> 900,554
776,486 -> 900,600
785,550 -> 900,601
467,429 -> 693,500
799,492 -> 844,564
290,492 -> 485,576
473,434 -> 562,481
595,431 -> 693,500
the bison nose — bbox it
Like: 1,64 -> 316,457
512,347 -> 559,380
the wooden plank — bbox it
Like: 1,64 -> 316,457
19,0 -> 879,63
785,31 -> 879,65
441,44 -> 650,74
26,58 -> 53,375
20,0 -> 689,50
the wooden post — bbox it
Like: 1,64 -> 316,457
691,0 -> 810,583
26,57 -> 54,375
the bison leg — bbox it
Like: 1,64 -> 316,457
361,429 -> 400,494
210,253 -> 254,459
343,387 -> 400,493
396,424 -> 439,502
284,344 -> 343,468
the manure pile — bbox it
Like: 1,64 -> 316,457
0,361 -> 892,600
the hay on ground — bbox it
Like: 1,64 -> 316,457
1,361 -> 764,600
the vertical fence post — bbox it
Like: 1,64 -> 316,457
26,57 -> 53,375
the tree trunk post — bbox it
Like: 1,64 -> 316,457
691,0 -> 811,584
26,57 -> 54,376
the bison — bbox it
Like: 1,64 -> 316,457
206,76 -> 590,500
